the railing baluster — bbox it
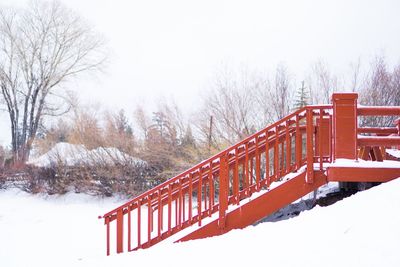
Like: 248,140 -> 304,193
189,174 -> 193,222
245,143 -> 249,194
147,196 -> 151,243
128,205 -> 131,251
286,121 -> 290,174
158,191 -> 162,238
116,209 -> 123,253
204,179 -> 208,212
255,136 -> 260,190
265,129 -> 270,187
306,108 -> 314,183
160,197 -> 163,231
198,169 -> 202,226
106,217 -> 110,256
319,108 -> 323,170
250,155 -> 254,186
218,154 -> 228,229
208,168 -> 214,215
150,203 -> 154,233
167,185 -> 171,234
137,201 -> 141,248
175,198 -> 178,228
178,178 -> 182,228
280,140 -> 284,177
234,148 -> 239,204
295,114 -> 301,168
274,126 -> 279,182
182,190 -> 185,222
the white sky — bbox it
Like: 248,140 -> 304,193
1,0 -> 400,146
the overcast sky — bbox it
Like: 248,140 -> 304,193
1,0 -> 400,146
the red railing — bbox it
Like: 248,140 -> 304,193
357,106 -> 400,159
100,105 -> 334,255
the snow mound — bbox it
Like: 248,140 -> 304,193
29,143 -> 87,167
28,142 -> 146,167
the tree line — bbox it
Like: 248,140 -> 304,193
7,54 -> 396,190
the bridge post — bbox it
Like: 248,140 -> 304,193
332,93 -> 358,160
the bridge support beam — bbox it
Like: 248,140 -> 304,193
328,166 -> 400,182
332,93 -> 358,160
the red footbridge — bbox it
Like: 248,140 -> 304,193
100,93 -> 400,255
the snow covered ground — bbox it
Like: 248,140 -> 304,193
28,142 -> 146,167
387,148 -> 400,159
1,179 -> 400,267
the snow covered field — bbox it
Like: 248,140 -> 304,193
1,179 -> 400,267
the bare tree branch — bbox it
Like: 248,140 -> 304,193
0,0 -> 108,163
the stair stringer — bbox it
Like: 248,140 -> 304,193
177,170 -> 328,243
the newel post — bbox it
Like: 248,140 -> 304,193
332,93 -> 358,160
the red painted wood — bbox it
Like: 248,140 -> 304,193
358,106 -> 400,116
327,166 -> 400,182
178,171 -> 327,242
306,108 -> 314,183
100,92 -> 400,255
218,154 -> 228,229
332,93 -> 358,160
116,209 -> 123,253
358,136 -> 400,146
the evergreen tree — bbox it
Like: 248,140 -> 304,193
293,81 -> 309,110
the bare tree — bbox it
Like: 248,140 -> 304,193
0,0 -> 107,163
349,57 -> 363,93
134,105 -> 151,141
269,64 -> 293,120
254,74 -> 274,127
390,63 -> 400,106
157,100 -> 186,142
196,64 -> 296,148
68,105 -> 104,149
197,67 -> 261,146
308,60 -> 338,104
359,55 -> 398,126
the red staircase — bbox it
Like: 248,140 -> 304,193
100,93 -> 400,255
